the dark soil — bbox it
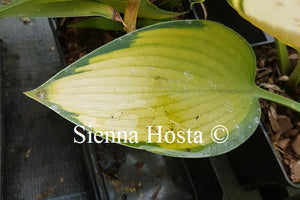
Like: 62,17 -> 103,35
255,45 -> 300,183
55,17 -> 120,65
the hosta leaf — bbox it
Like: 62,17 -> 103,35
0,0 -> 121,21
227,0 -> 300,49
69,17 -> 168,30
98,0 -> 184,19
25,20 -> 300,157
68,17 -> 123,31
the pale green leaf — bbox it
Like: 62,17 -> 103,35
68,17 -> 168,30
25,20 -> 300,157
0,0 -> 117,19
0,0 -> 184,22
227,0 -> 300,49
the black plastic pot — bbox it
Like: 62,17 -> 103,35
228,123 -> 300,189
190,0 -> 274,46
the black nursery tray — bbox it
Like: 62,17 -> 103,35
83,142 -> 223,200
228,123 -> 300,189
0,18 -> 94,200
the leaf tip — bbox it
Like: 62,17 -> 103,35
24,88 -> 48,103
24,90 -> 34,98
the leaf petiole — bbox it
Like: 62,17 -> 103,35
255,86 -> 300,112
286,49 -> 300,93
275,39 -> 290,75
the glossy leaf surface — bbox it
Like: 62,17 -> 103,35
25,20 -> 300,157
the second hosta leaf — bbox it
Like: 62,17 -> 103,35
0,0 -> 117,19
0,0 -> 183,20
26,20 -> 262,157
227,0 -> 300,49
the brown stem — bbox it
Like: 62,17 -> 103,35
200,2 -> 207,20
124,0 -> 140,33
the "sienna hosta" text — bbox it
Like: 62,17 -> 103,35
73,125 -> 229,144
